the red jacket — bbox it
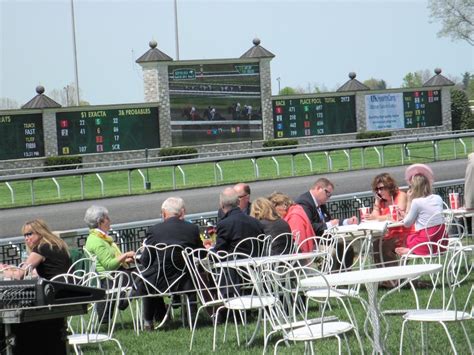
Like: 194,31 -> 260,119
284,204 -> 316,253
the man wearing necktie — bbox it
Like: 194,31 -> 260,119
295,178 -> 358,270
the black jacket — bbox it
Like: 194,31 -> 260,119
295,191 -> 332,236
214,207 -> 264,255
140,216 -> 203,292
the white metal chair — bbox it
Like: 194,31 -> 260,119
258,262 -> 362,355
266,232 -> 297,256
181,247 -> 225,351
132,243 -> 192,332
399,245 -> 473,354
67,271 -> 126,355
232,234 -> 269,257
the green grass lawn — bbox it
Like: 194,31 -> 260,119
0,139 -> 471,208
73,273 -> 473,354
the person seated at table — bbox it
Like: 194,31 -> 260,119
136,197 -> 204,331
84,205 -> 135,315
214,187 -> 265,256
395,164 -> 446,256
250,197 -> 293,255
294,178 -> 357,269
365,173 -> 412,267
268,192 -> 315,253
84,205 -> 135,272
0,219 -> 71,355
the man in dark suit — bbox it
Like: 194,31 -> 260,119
295,178 -> 358,270
214,187 -> 264,255
137,197 -> 203,331
217,182 -> 252,220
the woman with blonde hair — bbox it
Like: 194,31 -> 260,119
268,192 -> 315,253
0,219 -> 72,354
250,197 -> 293,255
1,219 -> 71,280
396,164 -> 446,255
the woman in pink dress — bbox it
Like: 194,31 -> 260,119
268,192 -> 315,253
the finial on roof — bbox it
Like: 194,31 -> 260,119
149,40 -> 157,49
348,72 -> 356,80
253,38 -> 261,46
36,85 -> 45,95
434,68 -> 442,75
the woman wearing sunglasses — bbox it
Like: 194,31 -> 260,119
0,219 -> 71,354
366,173 -> 411,271
1,219 -> 71,280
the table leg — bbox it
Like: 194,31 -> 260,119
365,282 -> 386,354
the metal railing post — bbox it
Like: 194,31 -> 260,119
95,173 -> 104,196
343,149 -> 351,170
303,153 -> 313,172
5,182 -> 14,204
52,177 -> 61,198
177,165 -> 186,186
271,157 -> 280,176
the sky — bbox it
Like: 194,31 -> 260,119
1,0 -> 473,107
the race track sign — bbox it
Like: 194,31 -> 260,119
0,112 -> 45,160
272,95 -> 356,138
172,68 -> 196,80
56,106 -> 160,155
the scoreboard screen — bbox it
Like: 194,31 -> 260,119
272,95 -> 356,138
365,90 -> 442,130
0,113 -> 44,160
56,106 -> 160,155
403,90 -> 441,128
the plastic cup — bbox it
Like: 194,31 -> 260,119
388,205 -> 399,221
449,192 -> 460,210
359,207 -> 371,222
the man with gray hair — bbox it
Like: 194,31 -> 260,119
136,197 -> 203,331
214,187 -> 264,255
217,182 -> 252,220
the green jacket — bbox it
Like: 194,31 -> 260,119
85,231 -> 121,273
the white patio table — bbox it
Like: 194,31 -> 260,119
299,263 -> 442,354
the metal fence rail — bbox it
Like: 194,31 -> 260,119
0,179 -> 464,265
1,131 -> 473,206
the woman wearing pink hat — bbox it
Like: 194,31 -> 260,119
395,164 -> 446,255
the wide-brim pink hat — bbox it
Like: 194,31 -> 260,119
405,163 -> 434,184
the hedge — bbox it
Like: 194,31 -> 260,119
158,147 -> 198,161
262,139 -> 299,150
44,156 -> 82,171
356,131 -> 392,140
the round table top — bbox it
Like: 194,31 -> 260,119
300,264 -> 442,288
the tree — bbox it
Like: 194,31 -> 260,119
363,78 -> 387,90
451,88 -> 473,130
428,0 -> 474,46
0,97 -> 19,109
402,70 -> 432,88
278,86 -> 298,96
49,83 -> 89,106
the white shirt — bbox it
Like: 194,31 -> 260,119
402,194 -> 444,231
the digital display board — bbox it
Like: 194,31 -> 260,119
0,113 -> 44,160
56,106 -> 160,155
403,90 -> 441,128
272,95 -> 356,138
168,61 -> 263,146
365,90 -> 442,130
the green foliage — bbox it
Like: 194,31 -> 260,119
451,88 -> 473,130
428,0 -> 474,45
44,156 -> 82,171
158,147 -> 198,161
401,70 -> 432,88
278,86 -> 297,96
262,139 -> 298,150
356,131 -> 392,140
363,78 -> 387,90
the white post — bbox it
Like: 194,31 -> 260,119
70,0 -> 80,105
174,0 -> 180,60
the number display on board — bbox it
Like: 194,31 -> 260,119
56,107 -> 160,155
0,113 -> 44,160
272,95 -> 356,138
